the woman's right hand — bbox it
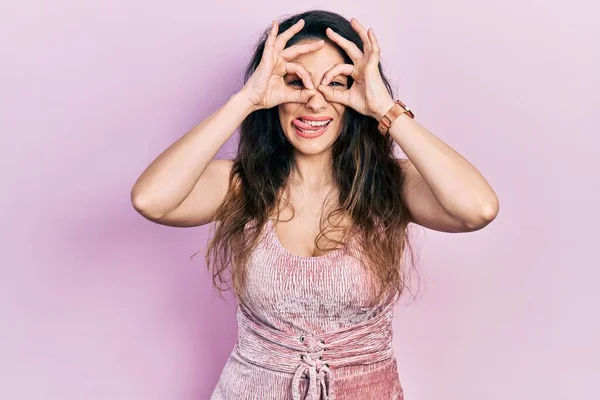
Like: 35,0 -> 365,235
240,19 -> 325,110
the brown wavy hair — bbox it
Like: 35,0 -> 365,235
194,9 -> 421,308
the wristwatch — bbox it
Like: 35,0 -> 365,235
377,100 -> 415,137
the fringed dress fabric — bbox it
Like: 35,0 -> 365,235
210,220 -> 404,399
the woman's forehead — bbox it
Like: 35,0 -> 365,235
287,47 -> 345,75
289,39 -> 345,60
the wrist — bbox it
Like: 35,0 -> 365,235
232,90 -> 261,114
372,99 -> 396,121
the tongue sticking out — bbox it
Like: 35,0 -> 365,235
293,118 -> 331,130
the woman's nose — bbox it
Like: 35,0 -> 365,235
305,89 -> 327,112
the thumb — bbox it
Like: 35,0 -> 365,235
298,88 -> 317,103
281,87 -> 313,104
318,85 -> 348,106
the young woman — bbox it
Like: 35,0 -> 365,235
131,10 -> 499,400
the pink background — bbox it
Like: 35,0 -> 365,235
1,1 -> 598,399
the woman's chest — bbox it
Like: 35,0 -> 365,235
241,242 -> 381,333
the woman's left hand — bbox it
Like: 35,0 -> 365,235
317,18 -> 395,121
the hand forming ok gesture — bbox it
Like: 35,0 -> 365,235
241,19 -> 323,110
317,18 -> 395,120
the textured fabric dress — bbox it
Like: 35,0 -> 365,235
210,219 -> 404,400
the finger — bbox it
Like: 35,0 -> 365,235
285,62 -> 315,89
325,27 -> 363,62
350,18 -> 371,56
263,20 -> 279,57
366,28 -> 381,69
320,63 -> 354,86
298,88 -> 318,103
265,20 -> 279,47
280,40 -> 324,61
274,19 -> 305,52
317,84 -> 351,106
283,86 -> 317,104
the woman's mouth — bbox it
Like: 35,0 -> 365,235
292,118 -> 333,139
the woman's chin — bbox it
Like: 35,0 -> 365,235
287,126 -> 339,154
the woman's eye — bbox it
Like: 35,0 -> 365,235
288,79 -> 345,87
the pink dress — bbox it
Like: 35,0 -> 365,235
210,219 -> 405,400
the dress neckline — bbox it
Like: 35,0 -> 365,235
266,219 -> 346,262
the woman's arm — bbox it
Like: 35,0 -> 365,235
130,91 -> 257,225
379,110 -> 499,233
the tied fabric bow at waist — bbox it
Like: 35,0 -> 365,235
234,300 -> 395,400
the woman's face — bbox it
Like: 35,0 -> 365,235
278,39 -> 348,155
